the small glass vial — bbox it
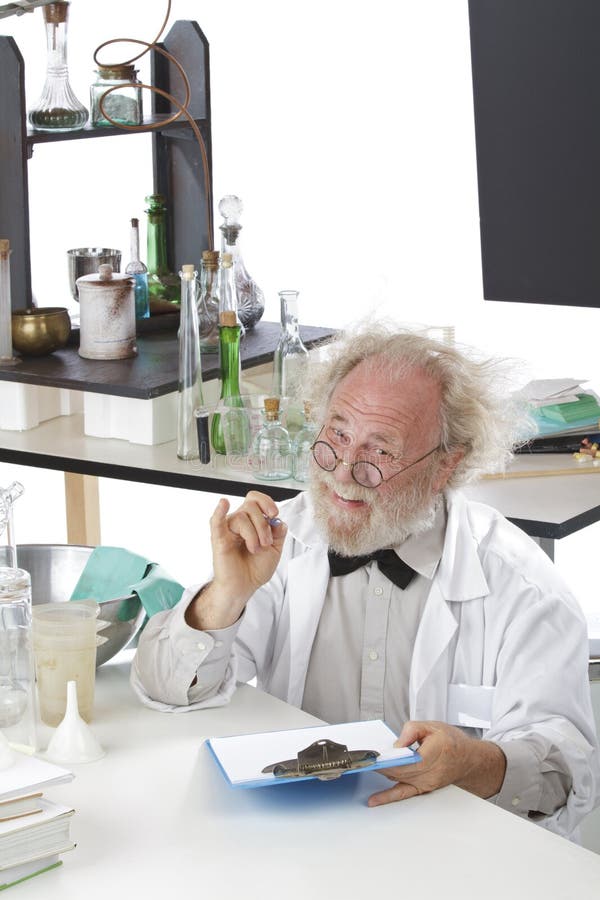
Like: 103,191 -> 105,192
0,239 -> 17,365
252,397 -> 293,481
125,218 -> 150,319
177,265 -> 204,460
198,250 -> 220,353
293,402 -> 318,483
91,65 -> 142,127
0,568 -> 37,752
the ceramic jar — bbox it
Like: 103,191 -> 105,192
77,264 -> 137,360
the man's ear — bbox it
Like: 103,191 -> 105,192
433,448 -> 464,492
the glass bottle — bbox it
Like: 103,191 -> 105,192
0,568 -> 37,752
177,265 -> 204,460
0,481 -> 24,569
211,254 -> 249,456
272,290 -> 310,434
125,218 -> 150,320
252,397 -> 293,481
219,195 -> 265,331
28,2 -> 88,133
0,239 -> 16,365
144,194 -> 180,303
293,402 -> 318,483
90,65 -> 142,127
197,250 -> 220,353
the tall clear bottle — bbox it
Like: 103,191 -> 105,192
144,194 -> 180,303
219,195 -> 265,331
177,265 -> 204,460
197,250 -> 220,353
252,398 -> 293,481
210,254 -> 249,456
28,2 -> 88,133
125,218 -> 150,320
272,290 -> 310,433
0,240 -> 16,365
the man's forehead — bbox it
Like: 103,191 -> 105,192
328,363 -> 441,417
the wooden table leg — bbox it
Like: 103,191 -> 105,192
64,472 -> 101,546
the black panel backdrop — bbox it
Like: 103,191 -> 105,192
468,0 -> 600,307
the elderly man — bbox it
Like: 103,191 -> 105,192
132,326 -> 599,839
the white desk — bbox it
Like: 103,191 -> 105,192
17,657 -> 600,899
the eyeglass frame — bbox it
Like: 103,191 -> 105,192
311,427 -> 442,488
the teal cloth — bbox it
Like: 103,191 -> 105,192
70,546 -> 184,619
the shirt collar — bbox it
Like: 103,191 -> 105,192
392,499 -> 447,580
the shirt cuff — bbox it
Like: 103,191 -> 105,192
488,738 -> 544,816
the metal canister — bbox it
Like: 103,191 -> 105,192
77,264 -> 137,360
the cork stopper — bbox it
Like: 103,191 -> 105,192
264,397 -> 281,420
181,264 -> 195,280
303,400 -> 312,419
0,239 -> 10,258
44,3 -> 69,25
221,253 -> 233,268
219,310 -> 237,327
201,250 -> 220,270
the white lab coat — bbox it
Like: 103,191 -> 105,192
132,489 -> 599,838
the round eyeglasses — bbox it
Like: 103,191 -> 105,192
311,437 -> 441,488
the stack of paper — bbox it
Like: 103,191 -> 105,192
516,379 -> 600,449
0,752 -> 75,890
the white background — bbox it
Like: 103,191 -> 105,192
1,0 -> 599,615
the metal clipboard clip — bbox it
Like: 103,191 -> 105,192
262,738 -> 380,781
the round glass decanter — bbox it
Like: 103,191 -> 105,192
28,2 -> 88,133
219,195 -> 265,331
252,398 -> 293,481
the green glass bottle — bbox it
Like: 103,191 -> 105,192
211,254 -> 249,456
144,194 -> 180,303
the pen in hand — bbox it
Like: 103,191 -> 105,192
262,513 -> 283,528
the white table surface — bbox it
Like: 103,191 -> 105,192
16,656 -> 600,899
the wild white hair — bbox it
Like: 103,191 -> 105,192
306,322 -> 532,488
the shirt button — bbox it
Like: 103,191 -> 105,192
215,640 -> 223,648
197,642 -> 206,651
511,797 -> 520,807
374,587 -> 383,596
368,650 -> 379,661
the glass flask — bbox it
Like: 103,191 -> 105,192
0,482 -> 24,569
252,398 -> 293,481
272,290 -> 310,433
0,239 -> 16,365
293,402 -> 318,482
0,568 -> 37,753
90,65 -> 142,127
125,218 -> 150,320
144,194 -> 180,303
219,195 -> 265,331
177,265 -> 204,460
28,2 -> 88,133
211,254 -> 248,455
197,250 -> 220,353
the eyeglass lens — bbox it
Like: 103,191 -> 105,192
312,441 -> 383,487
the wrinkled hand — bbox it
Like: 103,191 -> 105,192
186,491 -> 287,631
367,720 -> 506,807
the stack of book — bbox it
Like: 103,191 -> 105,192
516,379 -> 600,453
0,751 -> 75,890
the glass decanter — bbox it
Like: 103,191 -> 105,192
28,1 -> 88,133
252,397 -> 293,481
292,402 -> 318,483
145,194 -> 180,303
177,265 -> 204,460
125,218 -> 150,320
272,290 -> 310,434
210,254 -> 249,456
219,195 -> 265,331
197,250 -> 220,353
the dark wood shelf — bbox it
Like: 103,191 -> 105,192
26,113 -> 206,153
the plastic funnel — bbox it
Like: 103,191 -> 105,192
45,680 -> 105,764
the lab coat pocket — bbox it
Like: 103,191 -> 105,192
446,683 -> 495,730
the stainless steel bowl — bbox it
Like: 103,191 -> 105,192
0,544 -> 145,666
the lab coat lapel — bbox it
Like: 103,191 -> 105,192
286,547 -> 330,708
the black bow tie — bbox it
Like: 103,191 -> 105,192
328,549 -> 416,590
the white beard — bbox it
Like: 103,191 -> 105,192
308,464 -> 441,556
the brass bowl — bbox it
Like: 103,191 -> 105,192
11,307 -> 71,356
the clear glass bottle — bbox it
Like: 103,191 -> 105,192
211,254 -> 249,456
0,481 -> 24,569
252,397 -> 293,481
272,290 -> 310,433
28,2 -> 88,133
293,401 -> 318,482
219,195 -> 265,331
90,64 -> 142,127
0,568 -> 37,752
0,239 -> 16,365
177,265 -> 204,460
197,250 -> 220,353
144,194 -> 180,303
125,218 -> 150,320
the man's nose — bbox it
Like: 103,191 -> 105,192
332,456 -> 355,485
